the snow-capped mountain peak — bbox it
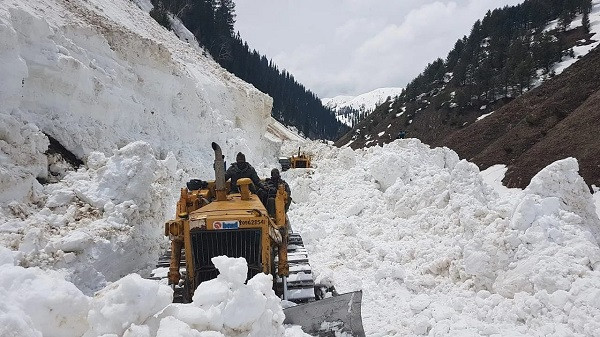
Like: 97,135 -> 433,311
323,87 -> 403,111
322,87 -> 404,126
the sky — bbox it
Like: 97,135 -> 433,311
3,0 -> 600,336
235,0 -> 524,98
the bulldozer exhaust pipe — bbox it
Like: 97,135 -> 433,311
211,142 -> 227,201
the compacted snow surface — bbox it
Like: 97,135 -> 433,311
2,0 -> 600,336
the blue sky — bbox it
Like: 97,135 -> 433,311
235,0 -> 523,98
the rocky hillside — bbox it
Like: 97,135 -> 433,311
444,45 -> 600,189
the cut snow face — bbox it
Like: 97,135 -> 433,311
0,0 -> 278,181
286,139 -> 600,336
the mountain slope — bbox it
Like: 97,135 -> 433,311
443,45 -> 600,188
323,88 -> 404,112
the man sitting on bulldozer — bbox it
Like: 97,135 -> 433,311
225,152 -> 264,193
264,168 -> 291,211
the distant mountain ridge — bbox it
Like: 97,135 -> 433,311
322,87 -> 404,127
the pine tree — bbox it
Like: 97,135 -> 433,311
212,0 -> 236,63
214,0 -> 236,37
583,10 -> 591,34
558,8 -> 575,31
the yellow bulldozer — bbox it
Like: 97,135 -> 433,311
279,147 -> 311,171
155,143 -> 364,336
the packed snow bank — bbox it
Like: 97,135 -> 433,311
0,253 -> 304,337
0,134 -> 177,293
0,0 -> 276,178
0,114 -> 48,204
286,139 -> 600,336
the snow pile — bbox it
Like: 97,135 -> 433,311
1,133 -> 177,293
0,248 -> 90,337
286,139 -> 600,336
85,273 -> 172,336
0,252 -> 299,337
152,256 -> 293,337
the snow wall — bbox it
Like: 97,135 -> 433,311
0,0 -> 279,292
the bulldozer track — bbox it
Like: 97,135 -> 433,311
276,232 -> 316,302
150,250 -> 186,303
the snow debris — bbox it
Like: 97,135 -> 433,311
288,139 -> 600,336
0,263 -> 90,337
0,254 -> 300,337
85,274 -> 172,336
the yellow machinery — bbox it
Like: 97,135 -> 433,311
159,142 -> 364,336
164,142 -> 293,301
280,147 -> 311,171
290,147 -> 311,169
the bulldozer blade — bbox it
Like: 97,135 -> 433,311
283,290 -> 365,337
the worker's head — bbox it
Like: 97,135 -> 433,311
271,168 -> 280,181
236,152 -> 246,163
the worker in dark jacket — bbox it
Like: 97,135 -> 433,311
264,168 -> 292,211
225,152 -> 263,193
